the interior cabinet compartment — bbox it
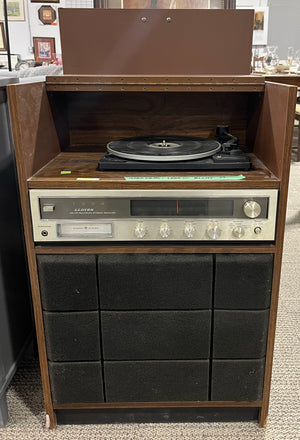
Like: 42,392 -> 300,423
37,255 -> 98,311
50,91 -> 260,151
213,310 -> 269,359
101,311 -> 211,360
104,360 -> 210,402
98,254 -> 213,310
214,254 -> 273,309
8,78 -> 296,187
48,361 -> 104,404
211,359 -> 265,401
43,311 -> 101,362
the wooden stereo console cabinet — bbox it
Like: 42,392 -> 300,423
7,75 -> 297,428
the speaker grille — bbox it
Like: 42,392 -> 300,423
37,255 -> 98,311
211,359 -> 265,401
48,361 -> 104,404
43,311 -> 101,362
214,254 -> 273,309
102,310 -> 211,360
98,254 -> 213,310
104,360 -> 210,402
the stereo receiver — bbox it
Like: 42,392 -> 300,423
29,189 -> 278,242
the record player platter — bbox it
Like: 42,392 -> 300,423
98,128 -> 252,171
107,135 -> 221,162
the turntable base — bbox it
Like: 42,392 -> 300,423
98,150 -> 251,171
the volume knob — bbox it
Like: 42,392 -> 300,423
243,201 -> 261,218
160,222 -> 170,238
184,223 -> 195,238
207,224 -> 221,240
134,223 -> 146,238
232,226 -> 245,239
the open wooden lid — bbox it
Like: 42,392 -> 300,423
59,8 -> 254,76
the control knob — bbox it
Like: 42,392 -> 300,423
160,222 -> 171,238
207,223 -> 221,240
243,200 -> 261,218
232,226 -> 245,239
134,223 -> 146,238
184,223 -> 195,238
254,226 -> 262,235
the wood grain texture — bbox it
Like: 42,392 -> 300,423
42,90 -> 265,150
34,246 -> 276,255
67,91 -> 251,146
46,84 -> 265,93
259,83 -> 298,428
46,75 -> 266,84
28,152 -> 279,190
45,76 -> 265,93
53,401 -> 263,410
254,82 -> 297,179
7,76 -> 297,428
58,9 -> 253,75
7,83 -> 57,429
7,82 -> 60,179
263,75 -> 300,87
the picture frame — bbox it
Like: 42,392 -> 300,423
252,7 -> 269,46
0,22 -> 6,51
0,0 -> 25,21
33,37 -> 56,63
38,5 -> 57,25
237,5 -> 269,46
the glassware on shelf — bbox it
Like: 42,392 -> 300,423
252,48 -> 265,73
287,46 -> 294,73
289,49 -> 300,74
263,46 -> 279,74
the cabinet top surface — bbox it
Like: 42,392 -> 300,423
28,152 -> 279,190
45,75 -> 265,92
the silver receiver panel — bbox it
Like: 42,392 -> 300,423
29,189 -> 278,242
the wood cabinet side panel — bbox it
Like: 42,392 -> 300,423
259,84 -> 297,427
7,83 -> 57,428
253,82 -> 297,179
7,82 -> 60,179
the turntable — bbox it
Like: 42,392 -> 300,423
98,126 -> 251,171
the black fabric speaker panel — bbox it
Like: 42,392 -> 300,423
211,358 -> 265,401
213,310 -> 269,359
98,254 -> 213,310
104,360 -> 209,402
37,255 -> 98,311
48,361 -> 104,404
214,254 -> 274,309
43,311 -> 101,362
102,311 -> 211,360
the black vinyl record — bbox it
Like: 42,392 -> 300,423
107,135 -> 221,162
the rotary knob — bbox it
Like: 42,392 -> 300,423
184,223 -> 195,238
160,222 -> 171,238
207,223 -> 221,240
232,226 -> 245,239
243,200 -> 261,218
254,226 -> 262,235
134,223 -> 146,238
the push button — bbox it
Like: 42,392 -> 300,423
42,204 -> 55,212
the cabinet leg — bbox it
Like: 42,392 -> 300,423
0,393 -> 9,428
259,407 -> 268,428
45,411 -> 57,429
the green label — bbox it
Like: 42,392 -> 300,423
124,175 -> 246,182
60,170 -> 71,175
